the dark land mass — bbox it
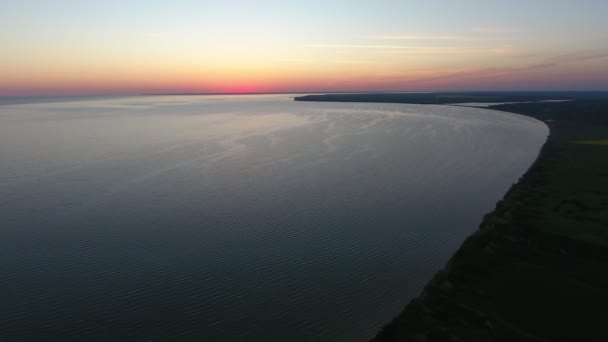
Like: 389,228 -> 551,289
295,92 -> 608,341
295,91 -> 608,105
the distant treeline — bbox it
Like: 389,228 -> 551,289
490,99 -> 608,126
295,91 -> 608,105
295,91 -> 608,125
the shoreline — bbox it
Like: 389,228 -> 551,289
296,93 -> 608,341
371,118 -> 553,341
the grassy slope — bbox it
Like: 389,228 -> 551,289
297,93 -> 608,341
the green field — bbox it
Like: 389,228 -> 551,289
574,139 -> 608,145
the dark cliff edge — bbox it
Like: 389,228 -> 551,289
296,93 -> 608,341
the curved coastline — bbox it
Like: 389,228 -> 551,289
370,99 -> 608,341
367,105 -> 553,341
0,96 -> 556,341
370,116 -> 551,341
296,93 -> 608,341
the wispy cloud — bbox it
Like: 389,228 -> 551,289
279,58 -> 382,65
368,35 -> 487,41
324,63 -> 550,90
306,44 -> 484,51
492,46 -> 517,54
361,48 -> 608,87
279,58 -> 315,63
277,58 -> 386,64
328,60 -> 382,64
307,44 -> 515,54
306,44 -> 426,49
378,47 -> 515,55
545,48 -> 608,64
402,63 -> 553,84
473,27 -> 520,34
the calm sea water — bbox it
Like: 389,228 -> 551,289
0,95 -> 547,341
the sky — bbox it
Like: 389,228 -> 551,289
1,0 -> 608,96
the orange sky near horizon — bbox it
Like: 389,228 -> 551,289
2,1 -> 608,96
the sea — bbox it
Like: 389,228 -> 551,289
0,95 -> 547,341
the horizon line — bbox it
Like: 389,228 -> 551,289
3,89 -> 608,99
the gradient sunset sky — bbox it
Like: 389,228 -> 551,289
2,0 -> 608,96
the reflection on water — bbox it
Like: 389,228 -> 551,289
0,95 -> 547,341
